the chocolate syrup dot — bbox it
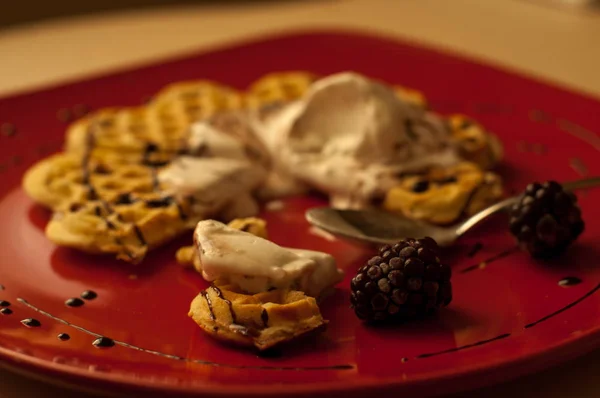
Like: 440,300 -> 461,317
412,180 -> 430,193
56,108 -> 72,123
1,123 -> 17,137
65,298 -> 84,307
93,337 -> 115,348
21,318 -> 41,327
145,197 -> 173,208
0,300 -> 10,307
81,290 -> 98,300
0,308 -> 12,315
0,284 -> 4,290
559,276 -> 582,287
72,104 -> 90,117
58,333 -> 70,341
437,176 -> 458,185
467,242 -> 484,258
114,193 -> 135,205
257,347 -> 283,358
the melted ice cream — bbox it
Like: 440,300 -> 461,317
158,157 -> 265,217
252,72 -> 459,207
194,220 -> 344,297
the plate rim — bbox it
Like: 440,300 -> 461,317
2,28 -> 600,397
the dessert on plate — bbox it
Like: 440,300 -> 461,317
19,70 -> 514,351
22,71 -> 504,263
187,219 -> 344,350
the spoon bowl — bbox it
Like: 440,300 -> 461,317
306,207 -> 458,247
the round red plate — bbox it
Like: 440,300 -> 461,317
1,30 -> 600,398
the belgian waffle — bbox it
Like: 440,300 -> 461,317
23,71 -> 504,262
189,281 -> 326,351
383,162 -> 503,224
448,114 -> 503,170
65,81 -> 243,161
23,148 -> 263,263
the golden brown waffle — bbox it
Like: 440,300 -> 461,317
189,281 -> 326,351
243,71 -> 319,109
23,71 -> 505,264
23,152 -> 195,262
65,81 -> 243,161
243,71 -> 429,110
393,85 -> 429,109
383,162 -> 503,224
448,114 -> 503,170
23,148 -> 263,263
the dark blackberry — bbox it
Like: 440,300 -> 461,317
509,181 -> 584,258
350,237 -> 452,322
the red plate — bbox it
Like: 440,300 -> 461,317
1,30 -> 600,398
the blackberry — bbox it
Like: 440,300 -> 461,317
350,237 -> 452,322
509,181 -> 584,258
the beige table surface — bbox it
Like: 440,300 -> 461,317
1,0 -> 600,396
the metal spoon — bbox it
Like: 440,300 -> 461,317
305,176 -> 600,247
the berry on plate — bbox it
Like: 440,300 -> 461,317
350,237 -> 452,323
509,181 -> 584,259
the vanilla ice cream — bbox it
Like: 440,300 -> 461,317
251,72 -> 459,208
158,157 -> 265,219
164,72 -> 463,296
193,220 -> 344,297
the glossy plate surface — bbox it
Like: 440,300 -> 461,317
0,30 -> 599,398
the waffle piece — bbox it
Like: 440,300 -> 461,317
244,71 -> 429,110
243,71 -> 319,109
393,85 -> 429,109
23,151 -> 194,262
23,153 -> 158,211
448,114 -> 503,170
65,81 -> 243,161
189,282 -> 326,351
383,162 -> 503,224
176,217 -> 268,270
23,147 -> 264,263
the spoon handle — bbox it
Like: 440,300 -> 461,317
455,176 -> 600,238
563,176 -> 600,191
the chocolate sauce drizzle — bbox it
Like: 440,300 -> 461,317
16,298 -> 353,370
416,333 -> 511,359
211,286 -> 236,323
21,318 -> 41,327
529,109 -> 552,123
525,283 -> 600,329
0,300 -> 10,307
467,242 -> 484,258
79,124 -> 186,258
58,333 -> 70,341
65,298 -> 84,308
460,247 -> 519,274
1,123 -> 17,137
81,290 -> 98,300
200,291 -> 215,321
0,308 -> 12,315
93,337 -> 115,348
208,286 -> 260,336
473,103 -> 514,115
